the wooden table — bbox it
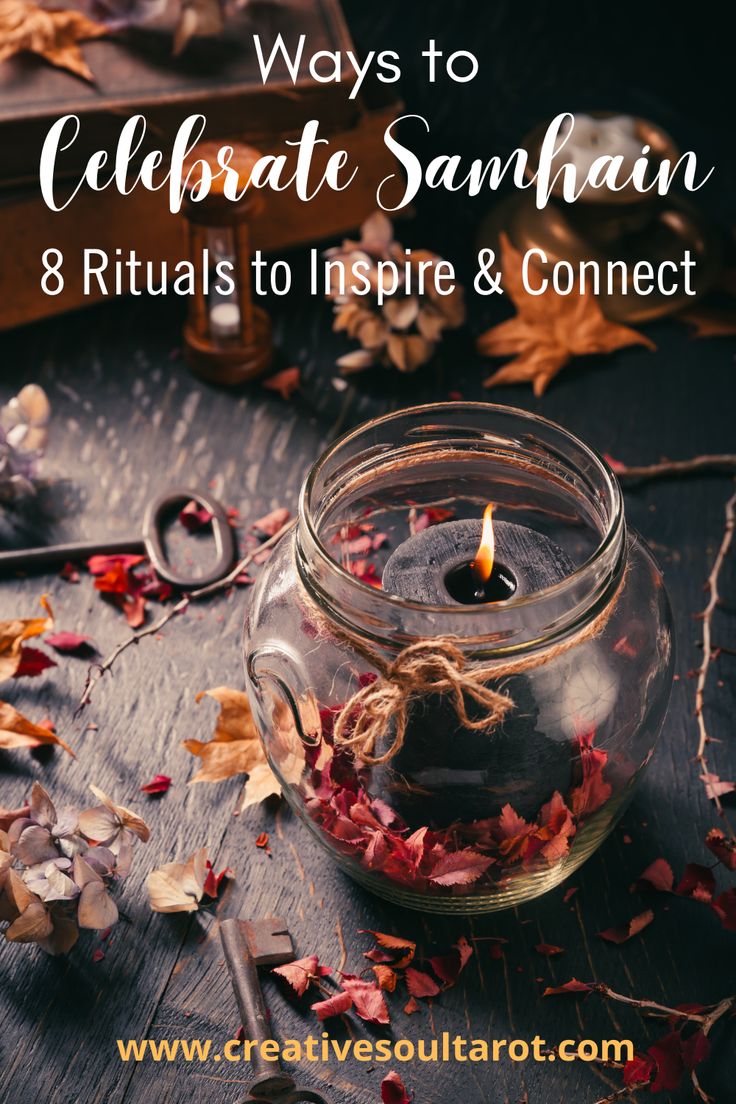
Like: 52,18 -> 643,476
1,274 -> 735,1104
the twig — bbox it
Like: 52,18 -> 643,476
76,521 -> 294,714
587,988 -> 736,1104
612,455 -> 736,484
592,983 -> 717,1025
593,1086 -> 640,1104
694,488 -> 736,835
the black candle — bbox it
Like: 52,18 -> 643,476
377,515 -> 576,827
383,518 -> 572,605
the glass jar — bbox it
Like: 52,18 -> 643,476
244,403 -> 674,913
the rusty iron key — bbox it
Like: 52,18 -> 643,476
219,917 -> 333,1104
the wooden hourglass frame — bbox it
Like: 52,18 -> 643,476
182,141 -> 273,386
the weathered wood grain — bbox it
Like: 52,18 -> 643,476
0,279 -> 734,1104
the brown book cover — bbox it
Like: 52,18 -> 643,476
0,0 -> 360,191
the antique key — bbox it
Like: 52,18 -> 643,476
219,917 -> 333,1104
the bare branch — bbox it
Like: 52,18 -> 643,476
694,488 -> 736,834
76,521 -> 294,714
613,455 -> 736,483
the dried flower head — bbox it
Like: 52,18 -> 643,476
0,384 -> 50,512
325,213 -> 465,375
0,781 -> 148,955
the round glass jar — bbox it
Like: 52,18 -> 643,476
244,403 -> 674,913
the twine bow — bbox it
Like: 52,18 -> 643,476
331,577 -> 624,766
332,637 -> 516,765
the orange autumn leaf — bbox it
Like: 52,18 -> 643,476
0,700 -> 73,755
477,234 -> 655,396
185,687 -> 266,784
0,0 -> 107,81
0,595 -> 53,681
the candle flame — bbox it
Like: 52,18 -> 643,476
471,503 -> 495,584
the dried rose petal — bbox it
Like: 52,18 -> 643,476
45,632 -> 96,656
140,774 -> 172,796
381,1071 -> 413,1104
14,646 -> 57,677
598,909 -> 654,944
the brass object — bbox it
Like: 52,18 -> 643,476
181,141 -> 273,386
478,114 -> 720,322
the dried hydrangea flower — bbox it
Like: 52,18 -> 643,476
325,214 -> 465,375
0,781 -> 148,955
0,384 -> 50,509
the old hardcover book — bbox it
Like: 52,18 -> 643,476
0,0 -> 360,190
0,0 -> 404,329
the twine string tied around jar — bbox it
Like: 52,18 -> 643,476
332,585 -> 621,766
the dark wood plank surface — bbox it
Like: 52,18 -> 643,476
2,5 -> 736,1100
0,279 -> 734,1104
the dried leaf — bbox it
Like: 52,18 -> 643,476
0,0 -> 107,81
179,500 -> 213,532
381,1071 -> 413,1104
44,631 -> 96,656
78,879 -> 119,930
674,863 -> 715,903
372,964 -> 398,992
140,774 -> 172,796
263,367 -> 301,401
534,943 -> 564,957
403,996 -> 421,1015
0,700 -> 72,754
0,595 -> 53,680
705,829 -> 736,871
598,909 -> 654,944
477,234 -> 655,395
427,937 -> 473,989
78,785 -> 150,844
252,508 -> 291,538
700,772 -> 735,800
543,978 -> 595,997
404,967 -> 440,999
272,954 -> 328,997
14,646 -> 56,677
635,857 -> 674,893
339,976 -> 390,1024
186,687 -> 275,792
428,848 -> 492,887
146,847 -> 208,913
312,989 -> 353,1021
711,888 -> 736,932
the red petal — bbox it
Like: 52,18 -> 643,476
14,646 -> 57,677
534,943 -> 564,957
543,979 -> 594,997
635,857 -> 674,893
675,863 -> 715,902
263,367 -> 301,401
712,888 -> 736,931
272,955 -> 321,997
598,909 -> 654,944
179,500 -> 213,532
381,1071 -> 413,1104
428,848 -> 492,886
252,507 -> 291,537
705,829 -> 736,872
45,632 -> 96,656
623,1053 -> 656,1087
140,774 -> 172,795
648,1032 -> 685,1093
312,990 -> 353,1021
339,977 -> 390,1024
404,967 -> 441,999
